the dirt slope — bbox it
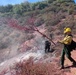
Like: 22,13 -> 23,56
0,16 -> 76,75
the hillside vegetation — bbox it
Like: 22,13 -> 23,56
0,0 -> 76,31
0,0 -> 76,75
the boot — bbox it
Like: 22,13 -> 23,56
60,65 -> 64,69
73,61 -> 76,65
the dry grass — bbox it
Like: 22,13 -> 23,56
0,57 -> 66,75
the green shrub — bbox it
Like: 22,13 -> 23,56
34,18 -> 44,26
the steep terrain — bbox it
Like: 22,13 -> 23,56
0,16 -> 76,75
0,0 -> 76,75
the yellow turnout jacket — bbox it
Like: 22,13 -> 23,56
59,35 -> 72,45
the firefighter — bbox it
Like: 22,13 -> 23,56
45,40 -> 51,53
58,27 -> 76,69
